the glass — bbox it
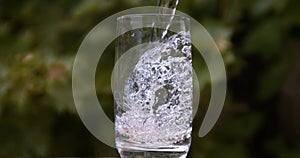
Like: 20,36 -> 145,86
114,14 -> 192,158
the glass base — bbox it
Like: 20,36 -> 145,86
117,141 -> 189,158
118,149 -> 188,158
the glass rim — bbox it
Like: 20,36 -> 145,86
117,14 -> 190,22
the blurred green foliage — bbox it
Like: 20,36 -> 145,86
0,0 -> 300,157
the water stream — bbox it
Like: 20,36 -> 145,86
151,0 -> 180,41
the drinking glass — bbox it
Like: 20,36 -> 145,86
114,14 -> 192,158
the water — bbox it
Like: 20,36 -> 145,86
115,1 -> 192,157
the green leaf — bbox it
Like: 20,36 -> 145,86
257,56 -> 291,101
243,18 -> 282,60
73,0 -> 115,17
251,0 -> 289,17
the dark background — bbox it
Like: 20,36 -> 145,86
0,0 -> 300,157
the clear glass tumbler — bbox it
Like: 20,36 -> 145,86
114,14 -> 192,158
